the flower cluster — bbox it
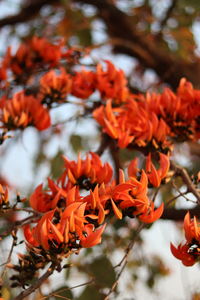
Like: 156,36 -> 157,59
93,79 -> 200,151
24,152 -> 166,256
0,37 -> 199,150
0,91 -> 50,131
171,212 -> 200,266
0,36 -> 199,289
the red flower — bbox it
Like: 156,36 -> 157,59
0,184 -> 8,206
6,36 -> 63,77
170,243 -> 196,266
139,202 -> 164,223
24,202 -> 106,251
0,91 -> 51,131
145,153 -> 170,187
96,61 -> 129,103
184,212 -> 200,243
30,179 -> 81,213
71,69 -> 96,99
93,98 -> 170,150
39,69 -> 72,105
60,152 -> 113,189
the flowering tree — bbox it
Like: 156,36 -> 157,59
0,1 -> 199,299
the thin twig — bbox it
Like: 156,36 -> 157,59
170,161 -> 200,204
0,231 -> 16,278
40,279 -> 95,299
104,223 -> 145,300
172,181 -> 197,204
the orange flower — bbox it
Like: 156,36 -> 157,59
60,152 -> 113,189
39,69 -> 72,106
96,61 -> 129,103
6,36 -> 63,77
139,202 -> 164,223
80,223 -> 106,248
93,98 -> 170,150
0,91 -> 51,131
143,78 -> 200,142
171,212 -> 200,266
170,243 -> 196,266
84,168 -> 163,224
0,184 -> 8,206
184,212 -> 200,243
71,69 -> 96,99
31,36 -> 63,66
24,202 -> 106,251
145,152 -> 170,187
30,179 -> 81,213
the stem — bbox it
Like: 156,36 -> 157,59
104,223 -> 144,299
13,263 -> 57,300
170,161 -> 200,204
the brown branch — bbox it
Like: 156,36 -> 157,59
96,133 -> 110,156
159,0 -> 178,30
13,263 -> 57,300
161,206 -> 200,221
0,0 -> 57,27
104,223 -> 144,300
170,161 -> 200,204
74,0 -> 200,88
0,0 -> 199,88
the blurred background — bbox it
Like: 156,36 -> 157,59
0,0 -> 200,299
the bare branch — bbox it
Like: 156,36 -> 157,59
104,223 -> 144,299
0,0 -> 57,27
170,161 -> 200,204
159,0 -> 178,30
13,263 -> 57,300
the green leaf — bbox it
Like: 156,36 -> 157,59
70,134 -> 83,153
77,285 -> 104,300
77,28 -> 92,47
50,150 -> 64,179
88,256 -> 116,288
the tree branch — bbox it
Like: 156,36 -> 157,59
104,223 -> 144,300
0,0 -> 200,88
170,161 -> 200,204
13,263 -> 57,300
0,0 -> 57,27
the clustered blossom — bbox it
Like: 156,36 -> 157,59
24,152 -> 166,255
0,35 -> 199,286
0,36 -> 199,150
0,91 -> 50,131
171,212 -> 200,266
93,78 -> 200,151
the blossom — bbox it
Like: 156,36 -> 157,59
30,179 -> 81,213
84,168 -> 164,224
184,212 -> 200,243
170,213 -> 200,266
24,202 -> 106,251
93,99 -> 170,150
145,153 -> 170,187
0,184 -> 8,206
96,61 -> 129,103
39,69 -> 72,106
6,36 -> 63,77
60,152 -> 113,189
170,243 -> 196,266
71,69 -> 96,99
0,91 -> 51,131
